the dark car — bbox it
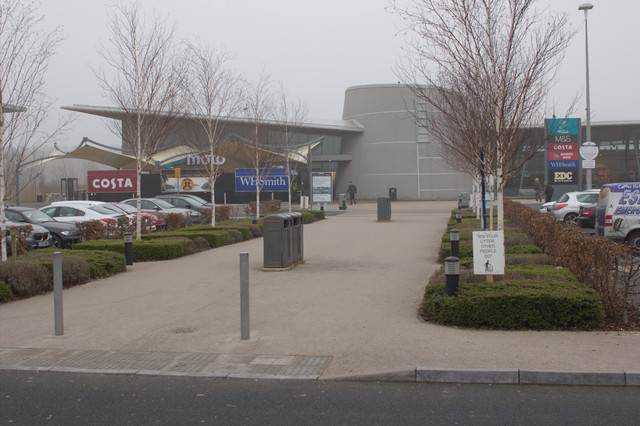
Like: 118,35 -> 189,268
576,203 -> 596,235
154,194 -> 213,214
5,206 -> 82,248
4,219 -> 52,255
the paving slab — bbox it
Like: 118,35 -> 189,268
1,200 -> 639,383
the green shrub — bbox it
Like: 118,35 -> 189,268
190,236 -> 211,253
423,279 -> 604,329
439,242 -> 474,262
75,239 -> 192,261
505,245 -> 543,255
33,256 -> 91,287
226,229 -> 244,243
27,248 -> 126,278
0,260 -> 51,297
0,281 -> 14,302
506,254 -> 554,265
141,230 -> 228,248
220,220 -> 263,237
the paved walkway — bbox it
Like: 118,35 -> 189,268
1,201 -> 639,385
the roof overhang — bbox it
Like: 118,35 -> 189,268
61,104 -> 364,134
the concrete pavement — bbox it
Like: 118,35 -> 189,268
1,200 -> 639,385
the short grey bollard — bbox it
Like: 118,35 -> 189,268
445,256 -> 460,297
53,252 -> 64,335
124,232 -> 133,266
240,252 -> 250,340
450,229 -> 460,259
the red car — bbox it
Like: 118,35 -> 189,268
111,203 -> 166,231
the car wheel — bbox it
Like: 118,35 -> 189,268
52,235 -> 63,249
627,231 -> 640,250
563,212 -> 578,225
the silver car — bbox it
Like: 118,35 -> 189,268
550,190 -> 600,225
120,198 -> 202,223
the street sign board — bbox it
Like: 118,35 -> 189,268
472,231 -> 505,275
580,142 -> 599,160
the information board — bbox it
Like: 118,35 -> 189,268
472,231 -> 505,275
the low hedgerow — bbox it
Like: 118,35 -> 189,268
27,255 -> 91,287
439,241 -> 474,262
141,230 -> 228,248
219,220 -> 263,237
26,248 -> 126,278
74,239 -> 193,261
423,279 -> 604,329
226,229 -> 244,243
0,260 -> 51,298
182,224 -> 251,241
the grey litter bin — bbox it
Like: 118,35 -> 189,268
289,212 -> 304,263
389,187 -> 397,201
338,193 -> 347,210
263,213 -> 293,269
377,197 -> 392,221
458,192 -> 470,208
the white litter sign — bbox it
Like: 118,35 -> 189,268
472,231 -> 505,275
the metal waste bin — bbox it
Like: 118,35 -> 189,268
389,187 -> 397,201
377,197 -> 392,221
338,194 -> 347,210
458,192 -> 470,208
289,212 -> 304,263
263,213 -> 293,269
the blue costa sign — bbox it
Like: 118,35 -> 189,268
235,168 -> 291,192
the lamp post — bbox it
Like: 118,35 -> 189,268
579,3 -> 594,189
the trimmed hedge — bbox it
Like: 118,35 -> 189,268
140,230 -> 228,248
74,239 -> 193,261
182,224 -> 250,241
0,260 -> 51,298
423,279 -> 604,329
23,248 -> 126,279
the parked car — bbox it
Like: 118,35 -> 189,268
539,201 -> 554,213
40,202 -> 126,224
5,206 -> 81,248
550,190 -> 600,224
155,194 -> 212,214
3,220 -> 52,255
596,182 -> 640,249
576,203 -> 596,235
111,202 -> 165,231
120,198 -> 202,222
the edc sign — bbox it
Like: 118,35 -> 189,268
88,170 -> 137,193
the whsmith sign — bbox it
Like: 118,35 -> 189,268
235,168 -> 291,192
546,118 -> 581,185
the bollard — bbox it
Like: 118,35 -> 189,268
456,210 -> 462,223
450,229 -> 460,259
124,232 -> 133,266
53,252 -> 64,335
445,256 -> 460,296
240,252 -> 250,340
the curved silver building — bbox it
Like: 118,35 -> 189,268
337,84 -> 471,200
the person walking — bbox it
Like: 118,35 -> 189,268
533,177 -> 542,202
544,181 -> 554,203
347,181 -> 357,205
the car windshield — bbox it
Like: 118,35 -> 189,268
116,203 -> 136,214
151,199 -> 175,209
182,195 -> 208,205
89,205 -> 119,215
100,204 -> 127,214
21,209 -> 56,223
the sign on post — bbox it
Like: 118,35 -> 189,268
312,173 -> 333,203
235,168 -> 291,192
472,231 -> 505,275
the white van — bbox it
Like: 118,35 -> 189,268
595,182 -> 640,249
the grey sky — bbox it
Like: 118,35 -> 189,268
37,0 -> 639,150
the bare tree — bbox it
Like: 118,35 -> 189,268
0,0 -> 69,261
182,41 -> 243,226
393,0 -> 574,230
274,85 -> 308,212
238,70 -> 278,219
96,1 -> 185,239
